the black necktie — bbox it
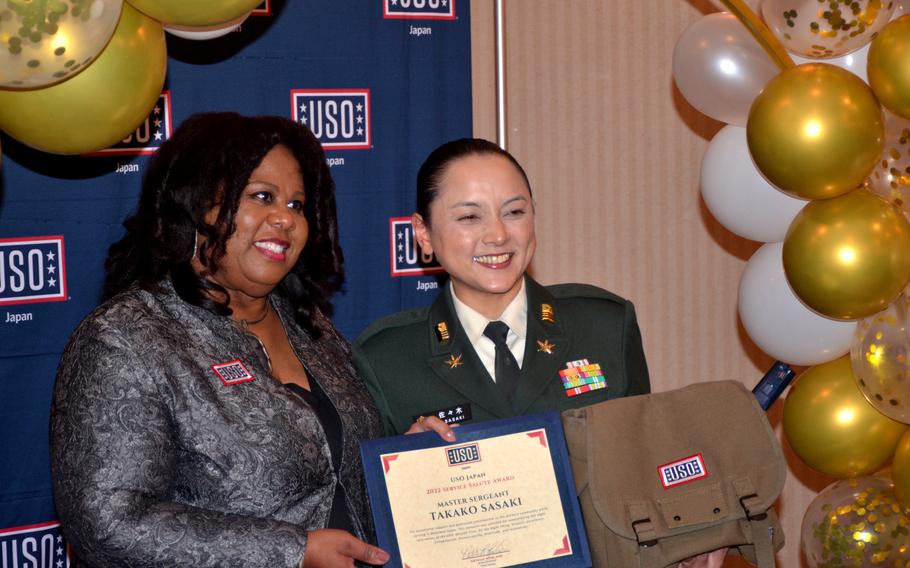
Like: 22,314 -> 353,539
483,321 -> 520,401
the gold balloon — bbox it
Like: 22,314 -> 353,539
747,63 -> 884,200
783,189 -> 910,320
893,430 -> 910,511
0,3 -> 166,155
783,356 -> 908,478
126,0 -> 261,26
868,15 -> 910,120
0,0 -> 124,89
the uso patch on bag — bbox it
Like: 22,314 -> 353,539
658,453 -> 708,488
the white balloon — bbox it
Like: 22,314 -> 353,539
738,242 -> 857,365
701,125 -> 808,242
165,11 -> 249,40
790,43 -> 869,84
672,12 -> 779,126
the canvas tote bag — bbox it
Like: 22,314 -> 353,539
562,380 -> 786,567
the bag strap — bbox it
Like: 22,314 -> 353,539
734,479 -> 776,568
627,482 -> 777,568
628,501 -> 661,568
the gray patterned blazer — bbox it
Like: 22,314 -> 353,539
51,281 -> 383,567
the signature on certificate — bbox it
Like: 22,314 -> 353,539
461,540 -> 509,560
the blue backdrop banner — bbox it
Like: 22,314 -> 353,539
0,0 -> 471,560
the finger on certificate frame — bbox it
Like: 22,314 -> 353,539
405,415 -> 456,441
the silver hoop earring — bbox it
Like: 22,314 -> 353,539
191,232 -> 199,261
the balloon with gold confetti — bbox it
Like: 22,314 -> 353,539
761,0 -> 895,59
851,294 -> 910,424
801,476 -> 910,568
0,0 -> 124,89
865,109 -> 910,214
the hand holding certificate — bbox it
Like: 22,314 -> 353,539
360,412 -> 591,568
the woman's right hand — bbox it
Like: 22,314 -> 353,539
303,529 -> 390,567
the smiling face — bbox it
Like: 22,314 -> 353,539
413,153 -> 536,319
205,144 -> 309,302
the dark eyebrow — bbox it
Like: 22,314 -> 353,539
246,180 -> 305,199
502,196 -> 529,207
450,201 -> 481,209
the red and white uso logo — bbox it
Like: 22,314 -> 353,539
0,235 -> 67,306
383,0 -> 456,20
290,89 -> 371,150
251,0 -> 271,16
389,217 -> 443,277
659,453 -> 708,489
86,91 -> 173,156
211,360 -> 255,385
0,520 -> 71,568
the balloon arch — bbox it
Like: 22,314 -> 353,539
674,0 -> 910,565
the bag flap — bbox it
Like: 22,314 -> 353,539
583,380 -> 786,540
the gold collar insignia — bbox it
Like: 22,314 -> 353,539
541,303 -> 555,324
436,322 -> 450,343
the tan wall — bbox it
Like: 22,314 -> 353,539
471,1 -> 834,566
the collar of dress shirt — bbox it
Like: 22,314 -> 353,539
450,277 -> 528,348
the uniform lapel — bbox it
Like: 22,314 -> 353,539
426,285 -> 513,419
513,277 -> 571,415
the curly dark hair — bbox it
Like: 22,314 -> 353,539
416,138 -> 532,226
104,112 -> 344,337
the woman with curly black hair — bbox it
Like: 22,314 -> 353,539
51,112 -> 389,568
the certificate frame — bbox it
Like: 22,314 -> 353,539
360,411 -> 591,568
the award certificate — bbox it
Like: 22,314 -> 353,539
360,412 -> 590,568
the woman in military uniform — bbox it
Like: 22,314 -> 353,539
353,138 -> 651,436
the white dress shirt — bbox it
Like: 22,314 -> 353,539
450,279 -> 527,383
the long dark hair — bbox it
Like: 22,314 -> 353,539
104,112 -> 344,336
416,138 -> 532,226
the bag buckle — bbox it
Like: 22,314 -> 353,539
739,493 -> 767,521
631,518 -> 658,548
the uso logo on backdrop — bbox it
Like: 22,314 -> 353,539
389,217 -> 443,277
383,0 -> 455,19
291,90 -> 371,150
0,521 -> 71,568
87,92 -> 173,156
0,236 -> 66,306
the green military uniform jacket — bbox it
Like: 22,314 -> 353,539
353,276 -> 651,435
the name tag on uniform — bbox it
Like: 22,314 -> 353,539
414,403 -> 472,425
